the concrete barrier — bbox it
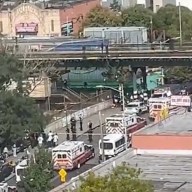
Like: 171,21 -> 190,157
49,149 -> 135,192
45,100 -> 112,133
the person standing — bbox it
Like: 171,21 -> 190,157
3,146 -> 8,159
53,133 -> 59,147
79,116 -> 83,131
38,134 -> 43,147
47,131 -> 53,148
13,144 -> 17,157
88,121 -> 93,143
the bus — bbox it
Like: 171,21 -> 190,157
15,159 -> 28,183
99,134 -> 129,160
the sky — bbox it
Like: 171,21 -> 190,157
137,0 -> 192,10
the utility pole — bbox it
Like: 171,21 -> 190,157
150,15 -> 153,43
121,83 -> 125,111
64,96 -> 70,140
99,111 -> 105,162
179,2 -> 182,47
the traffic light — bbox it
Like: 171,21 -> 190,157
62,21 -> 73,36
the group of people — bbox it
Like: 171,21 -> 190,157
65,115 -> 93,143
37,131 -> 59,148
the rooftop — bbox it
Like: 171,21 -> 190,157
137,111 -> 191,135
128,154 -> 192,192
53,141 -> 84,151
103,134 -> 124,141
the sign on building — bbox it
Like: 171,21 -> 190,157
171,95 -> 191,107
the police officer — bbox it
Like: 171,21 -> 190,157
88,121 -> 93,143
66,127 -> 70,140
70,117 -> 77,141
79,116 -> 83,131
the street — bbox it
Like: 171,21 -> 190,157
5,107 -> 149,188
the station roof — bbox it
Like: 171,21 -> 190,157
136,111 -> 192,135
128,154 -> 192,192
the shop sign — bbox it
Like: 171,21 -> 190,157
15,23 -> 38,33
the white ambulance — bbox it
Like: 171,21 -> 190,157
52,141 -> 95,170
105,113 -> 147,135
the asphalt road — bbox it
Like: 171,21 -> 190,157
6,110 -> 149,188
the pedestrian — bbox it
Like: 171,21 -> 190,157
47,131 -> 53,148
38,134 -> 43,147
88,121 -> 93,130
13,144 -> 17,157
79,116 -> 83,131
88,121 -> 93,142
88,128 -> 93,143
66,127 -> 70,140
3,146 -> 8,159
53,133 -> 59,147
72,127 -> 77,141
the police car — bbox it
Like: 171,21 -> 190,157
125,101 -> 148,115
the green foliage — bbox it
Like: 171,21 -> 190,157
78,163 -> 153,192
0,54 -> 23,91
165,67 -> 192,83
121,5 -> 153,28
0,91 -> 45,148
83,4 -> 192,41
83,6 -> 122,27
153,5 -> 192,39
18,149 -> 54,192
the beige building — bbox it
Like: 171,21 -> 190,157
0,3 -> 61,37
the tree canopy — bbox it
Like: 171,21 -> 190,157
82,4 -> 192,41
82,6 -> 122,27
78,163 -> 153,192
18,148 -> 54,192
0,54 -> 46,150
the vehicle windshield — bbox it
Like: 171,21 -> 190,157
127,104 -> 138,107
16,168 -> 25,176
152,94 -> 163,98
100,143 -> 113,150
107,122 -> 120,127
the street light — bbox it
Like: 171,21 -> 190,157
96,85 -> 125,111
96,84 -> 128,150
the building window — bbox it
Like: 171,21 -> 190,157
0,21 -> 3,33
51,20 -> 54,32
156,5 -> 160,11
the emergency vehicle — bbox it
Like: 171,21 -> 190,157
105,113 -> 147,135
52,141 -> 95,170
151,88 -> 172,98
148,97 -> 175,120
126,101 -> 148,115
15,159 -> 28,183
99,134 -> 129,160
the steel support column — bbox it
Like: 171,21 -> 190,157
132,67 -> 138,92
140,67 -> 147,90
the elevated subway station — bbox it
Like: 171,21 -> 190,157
132,110 -> 192,153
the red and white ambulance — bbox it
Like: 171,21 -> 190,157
52,141 -> 95,170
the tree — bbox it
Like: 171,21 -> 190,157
78,163 -> 153,192
165,67 -> 192,83
0,54 -> 23,91
0,91 -> 45,149
121,5 -> 153,28
82,6 -> 122,27
18,148 -> 54,192
153,5 -> 192,40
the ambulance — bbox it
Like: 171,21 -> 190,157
52,141 -> 95,170
148,97 -> 172,120
105,113 -> 147,135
